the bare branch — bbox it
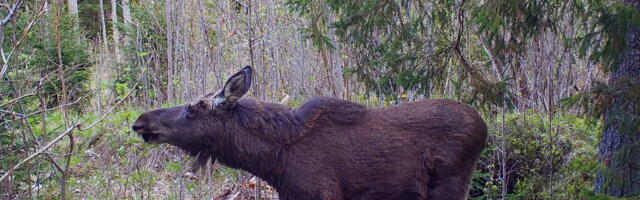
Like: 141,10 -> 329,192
0,98 -> 82,126
0,93 -> 36,108
0,1 -> 22,66
0,109 -> 25,117
44,153 -> 64,173
0,1 -> 21,26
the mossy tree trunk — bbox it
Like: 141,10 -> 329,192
595,1 -> 640,197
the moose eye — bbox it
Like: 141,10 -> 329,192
185,106 -> 195,118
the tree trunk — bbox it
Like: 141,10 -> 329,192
68,0 -> 78,15
122,0 -> 132,44
99,0 -> 108,51
111,0 -> 121,63
595,2 -> 640,197
67,0 -> 78,30
54,3 -> 70,199
166,0 -> 174,102
197,0 -> 212,94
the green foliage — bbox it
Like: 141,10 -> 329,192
288,0 -> 638,110
79,0 -> 113,40
472,0 -> 561,59
286,0 -> 519,108
1,3 -> 92,109
561,78 -> 640,137
574,1 -> 640,71
287,0 -> 333,50
117,2 -> 168,99
471,112 -> 601,199
288,0 -> 451,101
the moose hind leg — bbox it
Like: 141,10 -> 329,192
425,154 -> 475,200
427,174 -> 471,200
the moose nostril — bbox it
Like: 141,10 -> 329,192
132,123 -> 145,131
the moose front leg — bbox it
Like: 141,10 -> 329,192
278,169 -> 343,200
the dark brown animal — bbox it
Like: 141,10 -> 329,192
132,66 -> 487,200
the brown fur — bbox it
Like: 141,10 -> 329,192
132,66 -> 487,200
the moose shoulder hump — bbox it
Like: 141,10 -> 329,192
294,96 -> 368,129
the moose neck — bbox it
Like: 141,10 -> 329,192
216,133 -> 284,183
215,101 -> 303,185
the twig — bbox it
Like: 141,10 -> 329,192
44,152 -> 64,173
0,10 -> 142,186
0,109 -> 24,117
0,93 -> 35,108
0,98 -> 82,126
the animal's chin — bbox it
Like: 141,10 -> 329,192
140,133 -> 162,144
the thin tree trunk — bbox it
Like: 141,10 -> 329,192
68,0 -> 78,14
197,0 -> 212,93
595,2 -> 640,197
99,0 -> 108,51
166,0 -> 174,102
122,0 -> 132,44
111,0 -> 121,62
54,2 -> 69,199
68,0 -> 78,29
247,0 -> 257,97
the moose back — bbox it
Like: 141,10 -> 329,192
132,66 -> 487,200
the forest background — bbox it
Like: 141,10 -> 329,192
1,0 -> 639,199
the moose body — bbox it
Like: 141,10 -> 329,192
133,66 -> 487,200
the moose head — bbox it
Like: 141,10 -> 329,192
132,66 -> 259,165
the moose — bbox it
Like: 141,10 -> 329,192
132,66 -> 487,200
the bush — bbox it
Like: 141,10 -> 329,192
471,112 -> 601,199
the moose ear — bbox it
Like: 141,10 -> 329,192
213,66 -> 252,109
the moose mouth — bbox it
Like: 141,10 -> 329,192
140,133 -> 161,143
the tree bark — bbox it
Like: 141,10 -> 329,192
67,0 -> 78,30
595,1 -> 640,197
68,0 -> 78,15
166,0 -> 174,102
122,0 -> 132,44
111,0 -> 121,62
99,0 -> 108,50
197,0 -> 212,93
